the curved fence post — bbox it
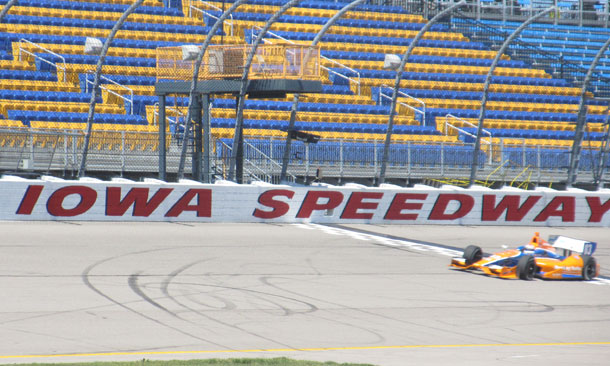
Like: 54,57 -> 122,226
228,0 -> 302,183
468,6 -> 557,187
596,113 -> 610,189
78,0 -> 145,178
0,0 -> 18,22
377,0 -> 466,186
567,37 -> 610,187
279,0 -> 367,183
177,0 -> 250,180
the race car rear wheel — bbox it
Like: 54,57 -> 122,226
582,255 -> 597,281
463,245 -> 483,265
517,255 -> 536,280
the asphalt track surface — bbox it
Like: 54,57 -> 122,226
0,222 -> 609,366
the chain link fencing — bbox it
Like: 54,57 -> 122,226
3,126 -> 607,186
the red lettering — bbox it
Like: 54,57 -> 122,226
534,196 -> 575,222
253,189 -> 294,219
16,185 -> 44,215
165,189 -> 212,217
46,186 -> 97,217
384,193 -> 427,220
428,193 -> 474,220
106,187 -> 172,217
586,196 -> 610,223
340,192 -> 383,220
481,194 -> 541,222
296,190 -> 343,218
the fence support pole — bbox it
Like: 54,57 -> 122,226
177,0 -> 250,180
229,0 -> 302,183
158,95 -> 166,180
78,0 -> 145,178
469,6 -> 557,187
567,36 -> 610,187
597,126 -> 610,190
280,0 -> 366,183
378,0 -> 466,185
192,95 -> 203,181
203,94 -> 211,183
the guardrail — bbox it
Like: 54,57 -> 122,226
215,138 -> 298,184
1,127 -> 606,184
156,43 -> 321,81
446,14 -> 610,98
253,27 -> 362,95
85,72 -> 134,115
216,139 -> 271,183
152,102 -> 183,129
390,0 -> 610,27
18,39 -> 67,82
378,84 -> 426,125
443,114 -> 493,164
245,140 -> 298,183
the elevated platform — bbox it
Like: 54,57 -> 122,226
156,44 -> 322,82
155,44 -> 324,182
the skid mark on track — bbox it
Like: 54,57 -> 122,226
81,248 -> 231,348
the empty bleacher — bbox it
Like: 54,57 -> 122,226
0,0 -> 608,176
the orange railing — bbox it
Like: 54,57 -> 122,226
156,44 -> 321,81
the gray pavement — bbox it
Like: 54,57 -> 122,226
0,222 -> 608,365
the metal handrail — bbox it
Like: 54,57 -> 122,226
85,72 -> 134,115
378,87 -> 425,125
443,114 -> 494,164
217,138 -> 297,183
245,140 -> 298,182
0,127 -> 82,136
443,114 -> 492,143
448,14 -> 610,97
253,26 -> 362,95
18,39 -> 67,82
189,0 -> 234,36
321,57 -> 362,95
217,139 -> 268,182
152,102 -> 183,127
380,83 -> 426,116
0,126 -> 595,183
444,0 -> 605,27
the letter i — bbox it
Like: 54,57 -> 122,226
16,185 -> 44,215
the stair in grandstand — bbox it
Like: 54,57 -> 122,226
216,138 -> 297,184
448,15 -> 610,98
0,0 -> 608,183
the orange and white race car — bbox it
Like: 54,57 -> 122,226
451,232 -> 599,280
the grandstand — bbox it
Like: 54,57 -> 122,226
0,0 -> 608,187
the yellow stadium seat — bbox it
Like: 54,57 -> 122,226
0,0 -> 599,151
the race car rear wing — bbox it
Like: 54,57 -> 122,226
548,235 -> 597,256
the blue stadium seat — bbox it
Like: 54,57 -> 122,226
0,0 -> 182,16
7,110 -> 147,125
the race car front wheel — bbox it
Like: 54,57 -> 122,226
517,255 -> 536,280
463,245 -> 483,265
582,256 -> 597,281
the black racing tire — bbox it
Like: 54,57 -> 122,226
463,245 -> 483,265
517,255 -> 536,280
582,255 -> 597,281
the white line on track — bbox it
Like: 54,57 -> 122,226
294,223 -> 610,287
293,223 -> 462,257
